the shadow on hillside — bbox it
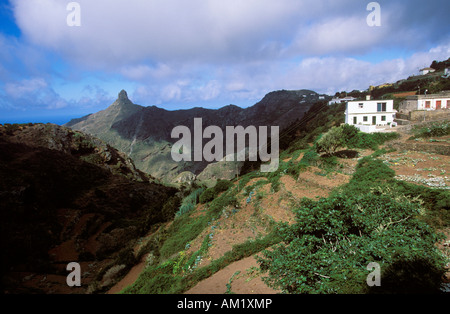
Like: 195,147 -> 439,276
320,150 -> 360,159
366,257 -> 446,294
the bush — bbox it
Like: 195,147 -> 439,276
199,188 -> 216,204
258,152 -> 447,294
199,180 -> 233,204
299,148 -> 319,167
352,156 -> 395,183
258,190 -> 446,294
347,132 -> 400,151
412,122 -> 450,139
176,188 -> 203,217
316,126 -> 345,155
316,124 -> 360,156
214,180 -> 233,193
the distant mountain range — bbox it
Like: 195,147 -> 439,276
66,89 -> 329,183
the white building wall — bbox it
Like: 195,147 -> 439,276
417,97 -> 450,110
346,100 -> 395,126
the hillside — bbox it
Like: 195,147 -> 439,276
0,123 -> 178,294
369,57 -> 450,108
110,104 -> 450,295
3,57 -> 450,294
66,90 -> 329,183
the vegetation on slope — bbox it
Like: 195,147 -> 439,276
258,152 -> 448,294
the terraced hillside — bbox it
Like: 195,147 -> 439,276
111,119 -> 450,294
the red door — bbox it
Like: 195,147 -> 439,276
436,100 -> 442,110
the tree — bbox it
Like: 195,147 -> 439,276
315,126 -> 344,155
316,124 -> 360,156
340,124 -> 359,144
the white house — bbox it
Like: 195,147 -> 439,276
345,99 -> 396,133
420,67 -> 436,75
328,96 -> 357,106
399,91 -> 450,113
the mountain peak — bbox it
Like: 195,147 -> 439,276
118,90 -> 129,101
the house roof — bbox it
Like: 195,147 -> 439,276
405,91 -> 450,100
420,67 -> 435,71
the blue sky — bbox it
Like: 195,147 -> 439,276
0,0 -> 449,124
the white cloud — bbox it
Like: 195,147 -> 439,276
288,16 -> 388,56
4,0 -> 450,116
281,44 -> 450,94
5,77 -> 47,97
3,77 -> 68,110
12,0 -> 307,68
120,63 -> 174,81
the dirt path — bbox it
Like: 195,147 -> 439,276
107,255 -> 147,294
185,256 -> 280,294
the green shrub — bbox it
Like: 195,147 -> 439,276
411,122 -> 450,139
316,126 -> 345,155
347,132 -> 400,151
176,188 -> 204,217
199,188 -> 216,204
258,151 -> 447,294
214,179 -> 233,193
352,156 -> 395,184
199,180 -> 233,204
299,148 -> 319,167
258,190 -> 446,294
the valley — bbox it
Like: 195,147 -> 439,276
2,63 -> 450,294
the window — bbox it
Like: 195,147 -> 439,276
425,101 -> 431,109
377,102 -> 387,112
447,100 -> 450,108
363,116 -> 368,122
359,103 -> 364,109
353,117 -> 357,125
381,116 -> 386,122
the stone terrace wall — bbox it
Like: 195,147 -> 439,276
409,109 -> 450,122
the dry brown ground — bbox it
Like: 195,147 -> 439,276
184,165 -> 353,294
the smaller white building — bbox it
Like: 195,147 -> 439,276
345,99 -> 396,132
399,92 -> 450,113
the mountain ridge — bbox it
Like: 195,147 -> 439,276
66,89 -> 328,183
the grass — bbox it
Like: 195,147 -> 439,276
410,121 -> 450,140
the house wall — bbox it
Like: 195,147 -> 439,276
417,98 -> 450,110
399,96 -> 450,113
346,100 -> 395,126
354,125 -> 378,133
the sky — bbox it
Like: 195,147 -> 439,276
0,0 -> 449,125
